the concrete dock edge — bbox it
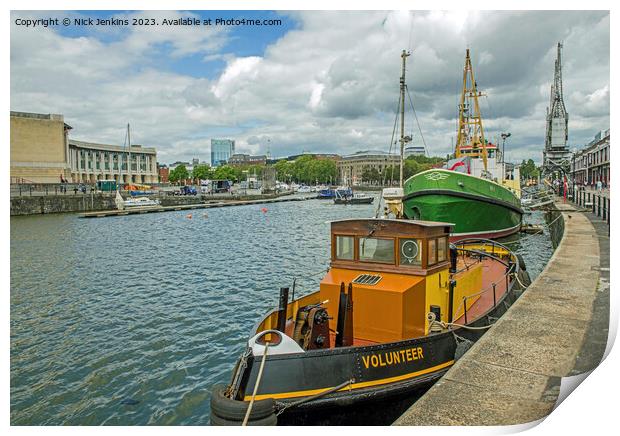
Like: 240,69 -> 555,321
394,203 -> 608,426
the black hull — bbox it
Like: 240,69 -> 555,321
334,198 -> 374,205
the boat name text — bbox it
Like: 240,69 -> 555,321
361,347 -> 424,369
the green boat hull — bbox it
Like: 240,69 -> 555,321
403,169 -> 523,239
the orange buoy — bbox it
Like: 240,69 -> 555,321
261,207 -> 268,213
186,214 -> 193,219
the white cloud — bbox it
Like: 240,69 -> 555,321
10,10 -> 609,166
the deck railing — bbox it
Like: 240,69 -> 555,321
449,238 -> 519,324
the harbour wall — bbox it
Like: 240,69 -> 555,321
394,201 -> 608,426
10,192 -> 288,216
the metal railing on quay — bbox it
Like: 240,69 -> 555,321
10,183 -> 103,197
569,187 -> 610,226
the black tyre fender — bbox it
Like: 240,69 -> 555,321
518,269 -> 532,288
210,384 -> 275,421
210,412 -> 277,426
516,254 -> 527,271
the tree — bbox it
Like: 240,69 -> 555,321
520,159 -> 538,179
274,159 -> 292,181
213,165 -> 237,181
291,155 -> 316,183
192,164 -> 213,181
169,165 -> 189,184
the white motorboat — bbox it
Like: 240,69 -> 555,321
115,191 -> 160,210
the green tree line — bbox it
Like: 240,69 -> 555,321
167,154 -> 442,185
361,155 -> 445,185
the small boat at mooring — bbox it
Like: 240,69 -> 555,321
317,186 -> 352,199
115,191 -> 160,210
333,192 -> 374,205
209,217 -> 530,426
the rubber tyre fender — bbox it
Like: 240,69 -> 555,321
516,254 -> 527,271
518,269 -> 532,288
210,384 -> 275,421
210,412 -> 277,426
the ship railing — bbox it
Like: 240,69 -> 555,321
449,238 -> 519,324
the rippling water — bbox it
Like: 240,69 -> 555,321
10,196 -> 555,425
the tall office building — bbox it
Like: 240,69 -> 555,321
211,139 -> 235,167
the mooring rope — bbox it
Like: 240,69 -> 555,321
512,272 -> 528,289
242,342 -> 270,426
430,319 -> 495,331
275,379 -> 354,417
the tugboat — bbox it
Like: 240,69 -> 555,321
209,217 -> 530,425
208,50 -> 530,426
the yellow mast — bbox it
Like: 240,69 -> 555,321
455,49 -> 487,171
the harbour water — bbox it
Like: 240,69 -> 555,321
10,196 -> 556,425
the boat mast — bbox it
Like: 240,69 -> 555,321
127,123 -> 132,184
455,49 -> 487,171
399,49 -> 411,188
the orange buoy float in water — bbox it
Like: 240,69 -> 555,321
186,213 -> 193,219
261,207 -> 268,214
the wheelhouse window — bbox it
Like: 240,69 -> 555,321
358,237 -> 395,264
335,235 -> 354,260
399,238 -> 422,266
437,237 -> 447,262
428,239 -> 437,266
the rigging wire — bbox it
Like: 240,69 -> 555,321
385,92 -> 401,187
374,93 -> 402,218
405,84 -> 429,157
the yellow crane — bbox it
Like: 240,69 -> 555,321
455,49 -> 488,171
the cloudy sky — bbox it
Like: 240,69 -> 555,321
11,10 -> 609,165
